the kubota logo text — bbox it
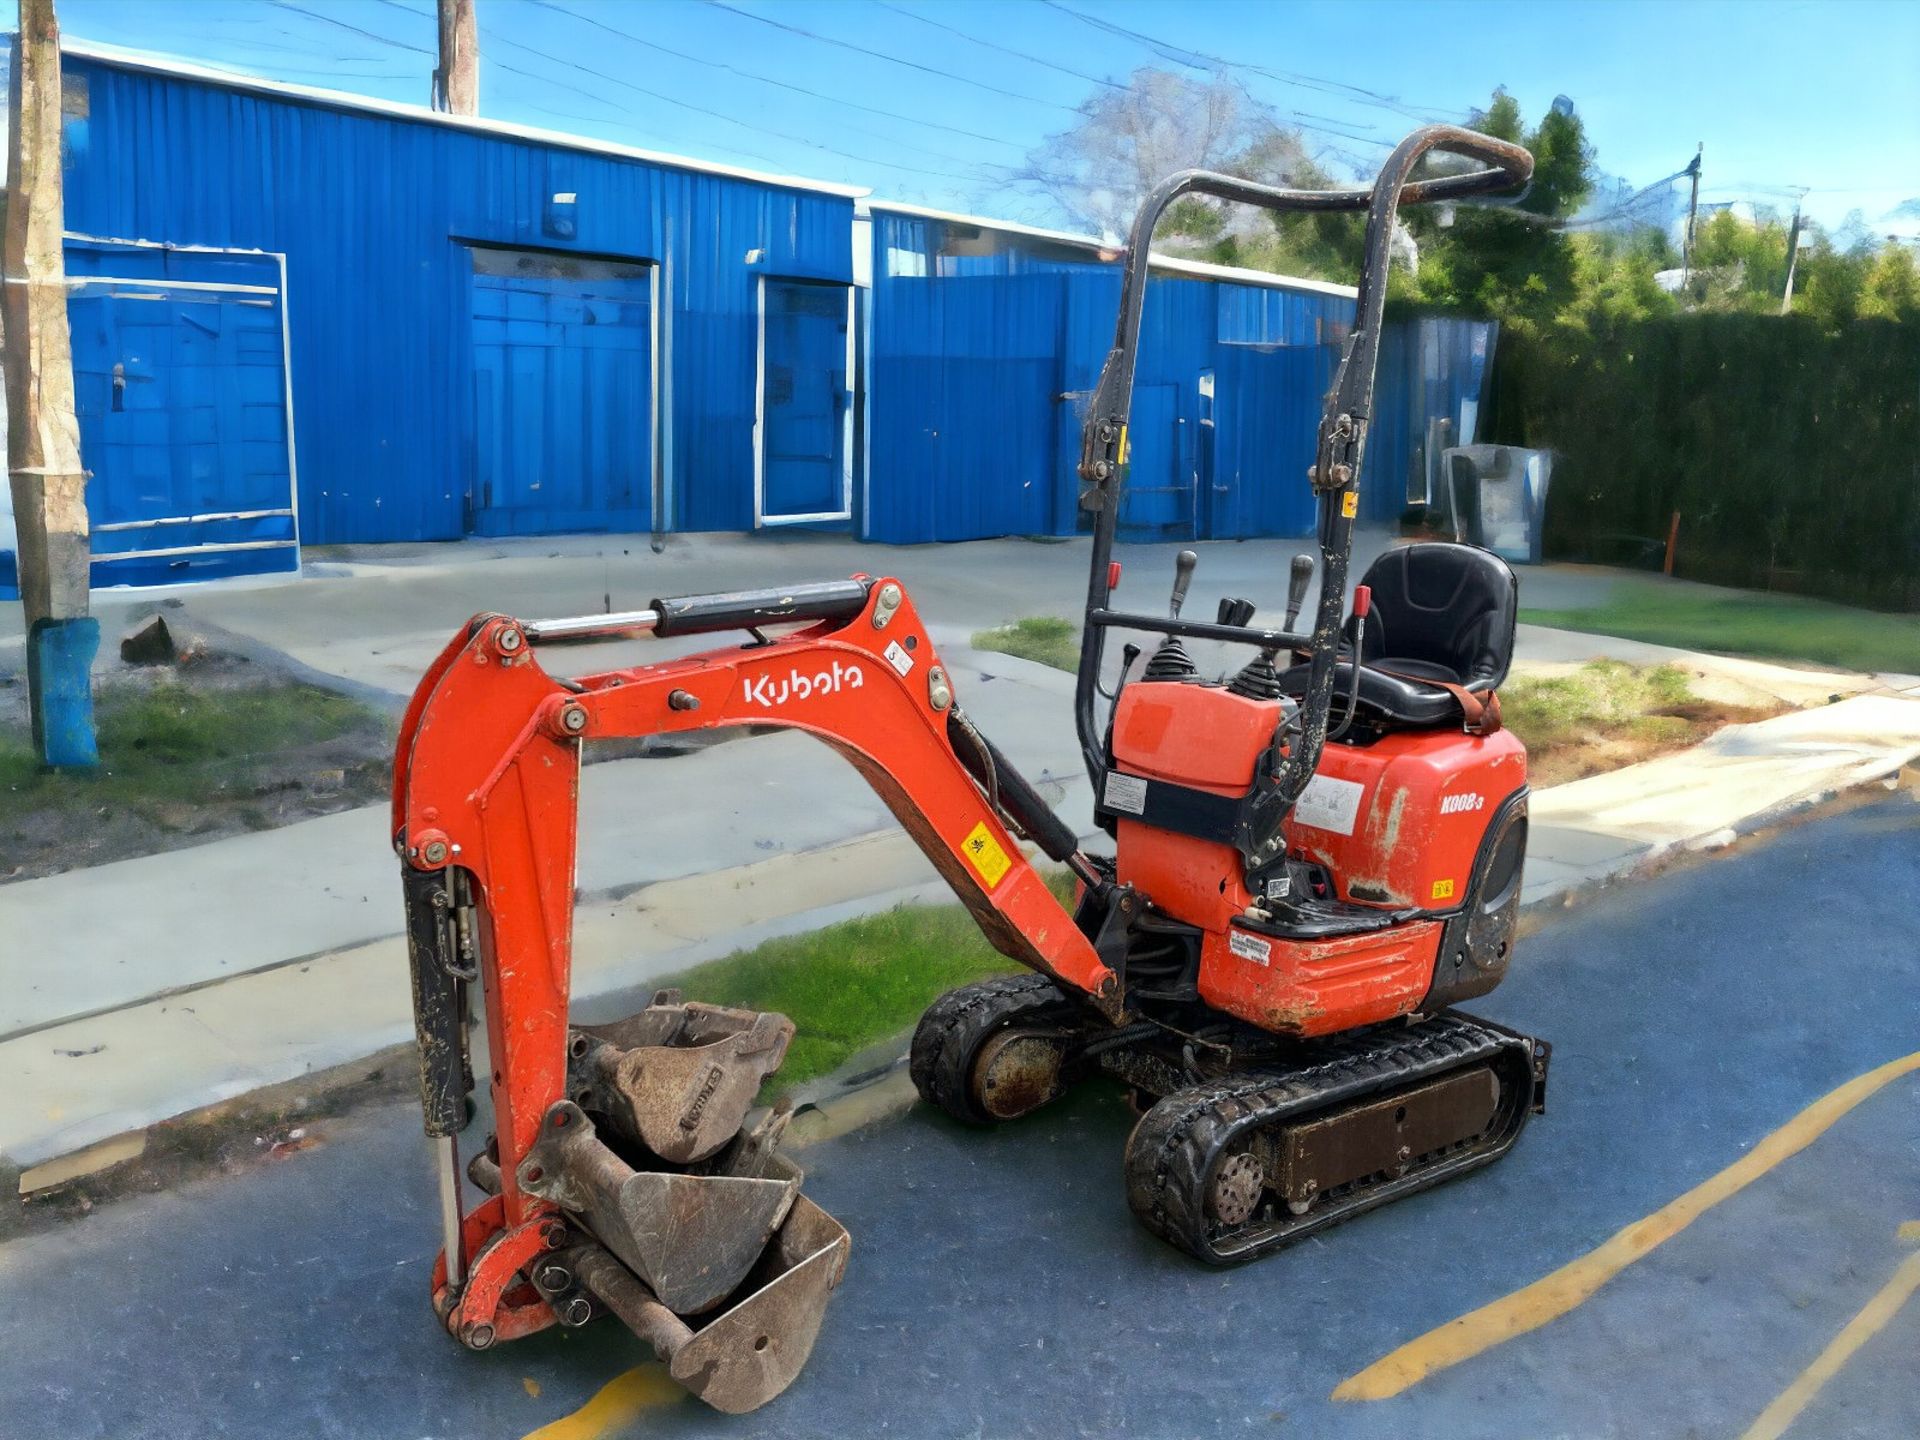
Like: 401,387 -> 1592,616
742,660 -> 865,709
1439,792 -> 1485,815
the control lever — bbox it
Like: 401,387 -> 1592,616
1228,558 -> 1307,702
1282,554 -> 1314,632
1168,549 -> 1198,618
1143,550 -> 1201,683
1215,597 -> 1256,628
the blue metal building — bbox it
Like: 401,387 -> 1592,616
46,41 -> 860,585
0,43 -> 1496,597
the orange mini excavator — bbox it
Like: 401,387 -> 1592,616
396,125 -> 1550,1412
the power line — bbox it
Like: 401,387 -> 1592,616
874,0 -> 1125,92
1040,0 -> 1455,128
476,17 -> 1017,187
282,0 -> 935,182
345,0 -> 1036,189
270,1 -> 431,55
703,0 -> 1080,112
522,0 -> 1028,155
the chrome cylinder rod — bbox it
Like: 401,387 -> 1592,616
437,1134 -> 466,1290
523,608 -> 663,646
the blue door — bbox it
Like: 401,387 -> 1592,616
758,279 -> 850,524
65,243 -> 298,588
468,249 -> 652,537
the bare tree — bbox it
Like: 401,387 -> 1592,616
1010,69 -> 1317,241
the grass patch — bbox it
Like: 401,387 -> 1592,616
652,875 -> 1077,1091
1502,660 -> 1778,786
1521,580 -> 1920,675
971,615 -> 1080,673
0,680 -> 379,808
0,678 -> 391,878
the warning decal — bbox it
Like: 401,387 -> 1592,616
1292,773 -> 1366,836
961,821 -> 1013,889
1103,770 -> 1148,816
1229,930 -> 1273,966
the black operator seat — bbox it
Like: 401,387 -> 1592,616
1278,542 -> 1518,729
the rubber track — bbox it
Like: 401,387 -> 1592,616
909,973 -> 1078,1124
1123,1011 -> 1539,1264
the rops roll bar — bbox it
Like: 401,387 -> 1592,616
1072,125 -> 1532,830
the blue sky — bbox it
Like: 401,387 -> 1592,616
21,0 -> 1920,235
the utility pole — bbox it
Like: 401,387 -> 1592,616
1780,196 -> 1805,315
5,0 -> 96,768
1680,143 -> 1703,287
434,0 -> 478,117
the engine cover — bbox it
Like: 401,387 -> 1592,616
1107,679 -> 1527,1037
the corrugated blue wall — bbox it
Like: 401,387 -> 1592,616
866,210 -> 1362,544
61,56 -> 854,544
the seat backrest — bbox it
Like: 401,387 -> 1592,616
1358,542 -> 1518,691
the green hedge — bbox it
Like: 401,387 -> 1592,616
1493,315 -> 1920,610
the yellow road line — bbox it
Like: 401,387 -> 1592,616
1334,1048 -> 1920,1403
521,1364 -> 682,1440
1738,1232 -> 1920,1440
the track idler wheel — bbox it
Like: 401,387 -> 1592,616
910,974 -> 1084,1124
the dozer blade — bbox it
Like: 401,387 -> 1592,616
552,1188 -> 850,1414
571,989 -> 794,1164
518,1100 -> 799,1315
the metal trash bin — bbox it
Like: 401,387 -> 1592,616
1441,445 -> 1552,564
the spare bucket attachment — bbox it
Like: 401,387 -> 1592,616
569,990 -> 794,1164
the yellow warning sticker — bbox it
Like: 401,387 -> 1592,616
961,821 -> 1013,889
1431,878 -> 1456,901
1341,490 -> 1360,518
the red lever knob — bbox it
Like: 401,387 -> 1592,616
1352,584 -> 1372,619
1108,561 -> 1123,592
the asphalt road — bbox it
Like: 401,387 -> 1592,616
5,792 -> 1917,1439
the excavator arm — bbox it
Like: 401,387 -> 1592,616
392,574 -> 1115,1382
